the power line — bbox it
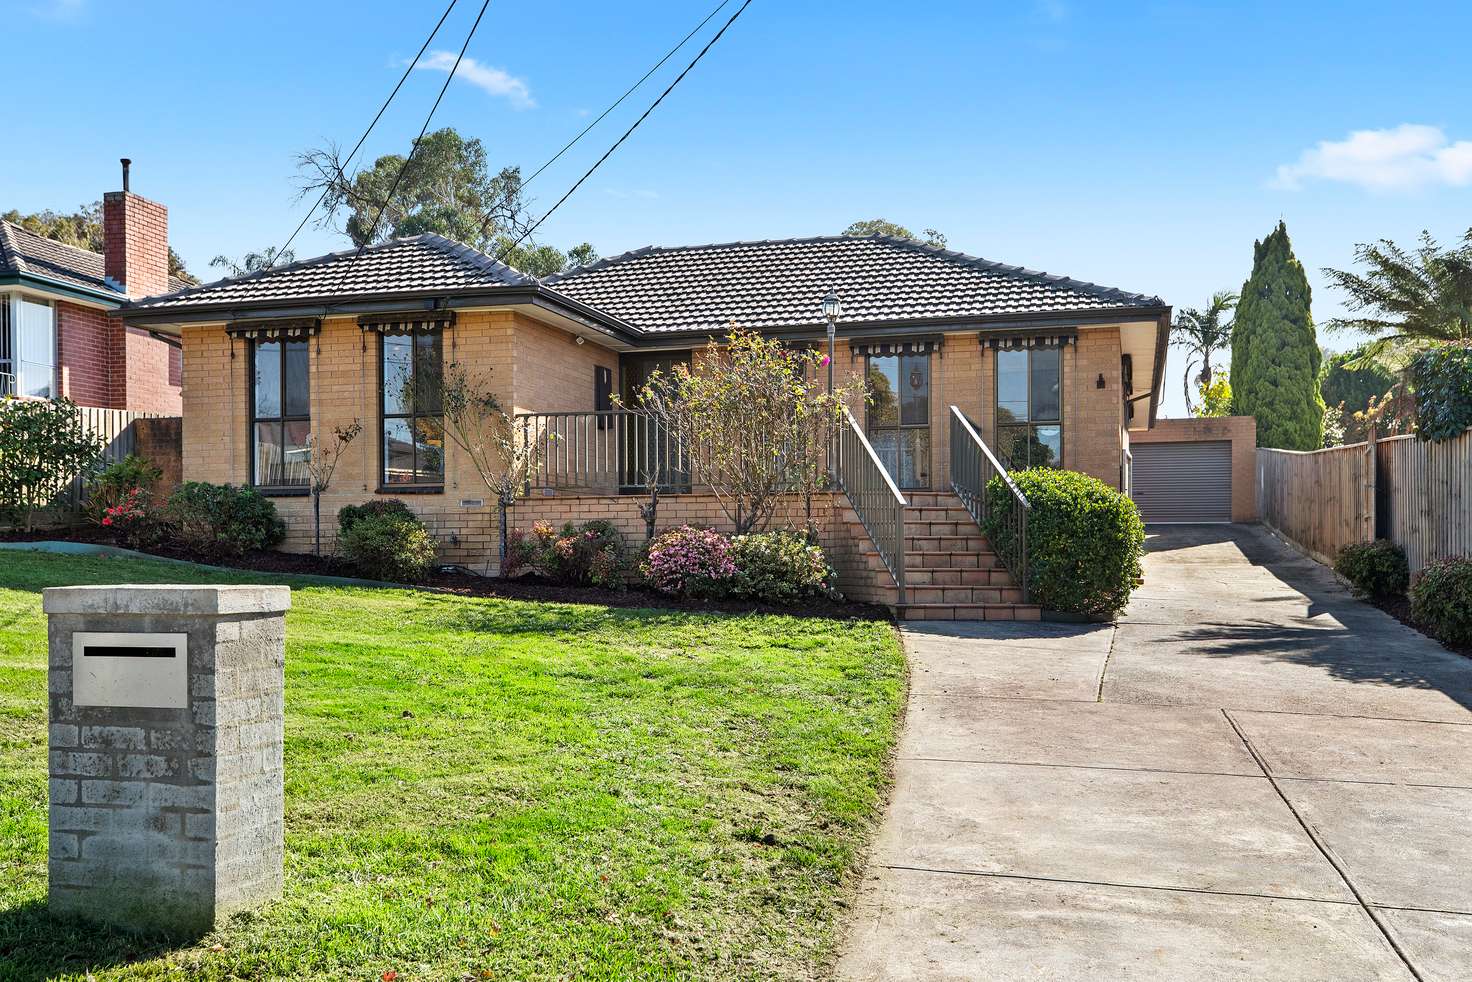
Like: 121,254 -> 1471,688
490,0 -> 754,272
330,0 -> 494,298
470,0 -> 733,247
268,0 -> 461,269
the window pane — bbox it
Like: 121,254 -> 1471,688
1030,347 -> 1061,422
382,336 -> 413,415
898,428 -> 930,489
283,341 -> 310,417
414,417 -> 445,483
900,354 -> 929,426
254,422 -> 285,485
17,299 -> 53,365
996,349 -> 1029,423
254,342 -> 281,419
383,418 -> 415,484
998,425 -> 1030,470
282,419 -> 312,486
18,360 -> 53,399
867,358 -> 900,427
869,429 -> 899,481
414,332 -> 442,413
1034,424 -> 1062,469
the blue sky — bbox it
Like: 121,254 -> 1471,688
7,0 -> 1471,417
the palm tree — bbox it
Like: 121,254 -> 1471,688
1171,290 -> 1237,415
1322,230 -> 1472,368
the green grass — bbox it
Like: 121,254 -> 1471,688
0,551 -> 905,981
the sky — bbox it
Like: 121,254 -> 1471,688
6,0 -> 1471,418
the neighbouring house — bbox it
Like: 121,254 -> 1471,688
1,160 -> 187,412
118,232 -> 1171,618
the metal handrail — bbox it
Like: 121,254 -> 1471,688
834,406 -> 907,594
515,409 -> 691,493
949,406 -> 1030,603
0,372 -> 13,398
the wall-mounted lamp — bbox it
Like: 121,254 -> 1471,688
1095,373 -> 1106,389
575,336 -> 586,346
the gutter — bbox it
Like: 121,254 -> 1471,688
0,273 -> 124,309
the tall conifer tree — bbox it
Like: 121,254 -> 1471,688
1231,221 -> 1325,448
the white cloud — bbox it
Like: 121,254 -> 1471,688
31,0 -> 85,21
1272,124 -> 1472,192
414,51 -> 534,110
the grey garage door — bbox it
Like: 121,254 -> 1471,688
1131,441 -> 1232,523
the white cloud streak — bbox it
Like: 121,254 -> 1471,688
414,51 -> 534,110
1273,124 -> 1472,192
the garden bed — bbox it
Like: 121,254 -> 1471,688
0,550 -> 905,980
1365,592 -> 1472,660
0,527 -> 890,620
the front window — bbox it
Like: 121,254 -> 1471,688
866,353 -> 931,489
381,331 -> 444,486
12,296 -> 55,399
251,339 -> 310,487
995,346 -> 1062,469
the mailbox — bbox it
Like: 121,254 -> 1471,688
71,631 -> 188,708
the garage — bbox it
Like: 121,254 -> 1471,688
1130,440 -> 1233,523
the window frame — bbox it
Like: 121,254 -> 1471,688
377,329 -> 446,492
994,345 -> 1064,470
11,294 -> 56,400
864,351 -> 933,490
0,292 -> 13,396
248,337 -> 312,491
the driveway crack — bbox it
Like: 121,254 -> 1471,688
1095,624 -> 1118,703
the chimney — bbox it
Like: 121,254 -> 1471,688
103,158 -> 170,299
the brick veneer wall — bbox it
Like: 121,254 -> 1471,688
134,417 -> 183,499
56,302 -> 113,407
1063,327 -> 1126,489
120,326 -> 183,414
1129,415 -> 1258,521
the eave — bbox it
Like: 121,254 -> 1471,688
0,273 -> 123,309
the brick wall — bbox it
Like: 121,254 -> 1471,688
120,326 -> 183,414
102,191 -> 170,300
1063,327 -> 1126,488
134,417 -> 183,499
56,301 -> 114,407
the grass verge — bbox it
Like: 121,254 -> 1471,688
0,551 -> 904,981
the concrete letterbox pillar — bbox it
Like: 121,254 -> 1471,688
43,585 -> 291,934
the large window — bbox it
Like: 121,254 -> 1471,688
995,346 -> 1062,469
11,296 -> 55,399
251,339 -> 310,487
381,331 -> 444,487
866,353 -> 931,489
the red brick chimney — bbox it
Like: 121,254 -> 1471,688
103,158 -> 170,299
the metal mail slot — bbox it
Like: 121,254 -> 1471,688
72,632 -> 188,709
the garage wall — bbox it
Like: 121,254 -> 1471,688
1129,416 -> 1257,522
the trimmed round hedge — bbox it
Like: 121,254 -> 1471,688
1410,557 -> 1472,646
1333,539 -> 1409,599
983,468 -> 1145,619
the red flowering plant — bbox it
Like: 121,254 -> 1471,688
84,454 -> 165,548
500,519 -> 627,588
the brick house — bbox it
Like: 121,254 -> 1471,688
119,233 -> 1169,618
1,162 -> 187,412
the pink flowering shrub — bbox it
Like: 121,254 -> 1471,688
503,519 -> 627,588
642,525 -> 738,598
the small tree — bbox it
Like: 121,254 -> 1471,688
0,398 -> 105,532
1171,290 -> 1236,416
302,421 -> 363,556
435,362 -> 541,569
636,328 -> 864,535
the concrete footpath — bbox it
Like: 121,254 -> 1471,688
837,525 -> 1472,981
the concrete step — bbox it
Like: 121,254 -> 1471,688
897,603 -> 1042,622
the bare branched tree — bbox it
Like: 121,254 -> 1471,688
303,421 -> 363,557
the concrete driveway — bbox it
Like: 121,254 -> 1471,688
838,525 -> 1472,982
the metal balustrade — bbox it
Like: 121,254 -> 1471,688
949,406 -> 1030,602
834,407 -> 907,593
515,410 -> 691,493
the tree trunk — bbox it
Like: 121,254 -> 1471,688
312,490 -> 322,557
498,499 -> 509,571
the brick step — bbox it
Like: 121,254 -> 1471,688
904,520 -> 981,537
908,506 -> 977,522
897,603 -> 1042,622
853,549 -> 1002,571
905,585 -> 1025,605
906,492 -> 965,508
906,534 -> 989,553
905,567 -> 1016,587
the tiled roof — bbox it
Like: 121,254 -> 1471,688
0,221 -> 116,296
0,221 -> 193,298
544,235 -> 1165,334
127,233 -> 534,310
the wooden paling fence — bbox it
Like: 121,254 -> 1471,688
1258,427 -> 1472,573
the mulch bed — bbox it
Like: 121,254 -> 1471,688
0,528 -> 891,621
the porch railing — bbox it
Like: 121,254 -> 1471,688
515,410 -> 690,493
0,372 -> 13,398
949,405 -> 1030,603
835,407 -> 907,594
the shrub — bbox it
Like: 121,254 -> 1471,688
339,511 -> 438,582
642,525 -> 738,598
503,519 -> 628,588
1410,558 -> 1472,646
1411,342 -> 1472,442
729,530 -> 840,603
84,454 -> 166,547
0,397 -> 105,531
338,498 -> 415,535
984,468 -> 1145,618
165,482 -> 286,558
1333,540 -> 1410,599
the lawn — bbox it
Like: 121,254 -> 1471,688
0,551 -> 904,981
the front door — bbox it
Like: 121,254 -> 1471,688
866,353 -> 931,489
620,351 -> 691,491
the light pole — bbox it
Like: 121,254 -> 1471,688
821,290 -> 842,480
